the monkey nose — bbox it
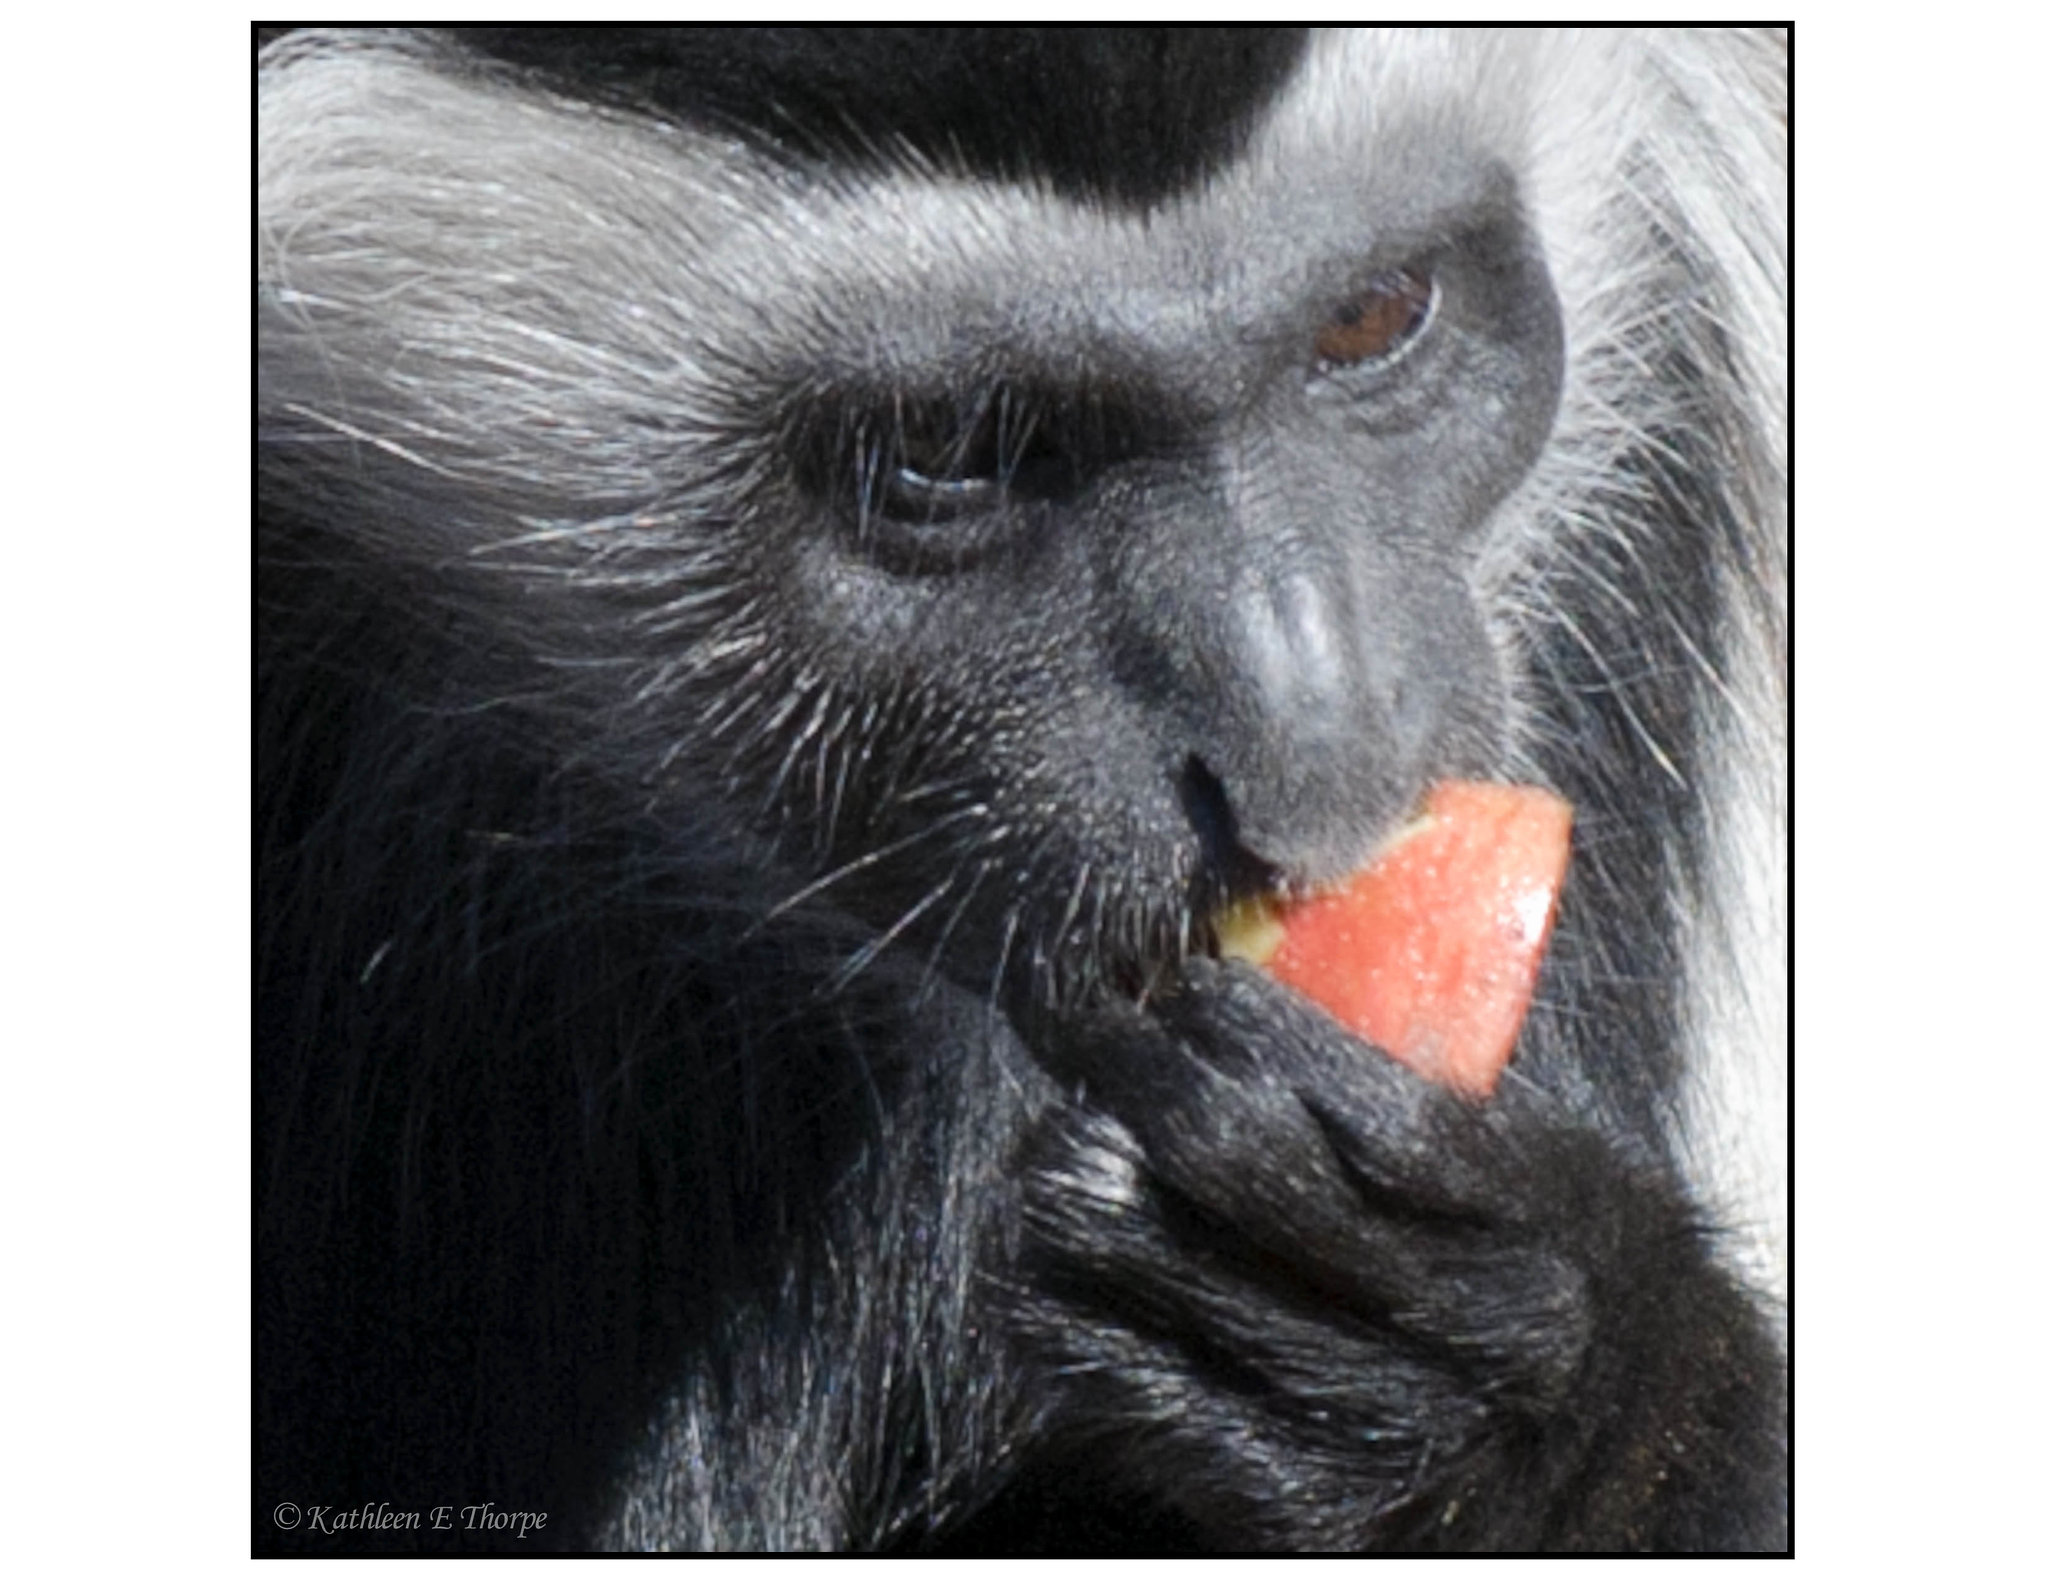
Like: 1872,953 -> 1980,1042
1185,573 -> 1411,883
1237,570 -> 1355,737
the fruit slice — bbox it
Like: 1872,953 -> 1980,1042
1216,781 -> 1572,1099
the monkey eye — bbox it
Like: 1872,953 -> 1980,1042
1314,267 -> 1438,370
884,399 -> 1006,517
873,390 -> 1073,524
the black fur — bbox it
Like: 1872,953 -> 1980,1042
458,27 -> 1312,208
256,28 -> 1786,1552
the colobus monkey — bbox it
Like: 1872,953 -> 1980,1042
256,28 -> 1786,1553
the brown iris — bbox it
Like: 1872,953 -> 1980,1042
1314,268 -> 1436,367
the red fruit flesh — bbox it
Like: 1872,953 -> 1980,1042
1243,782 -> 1572,1099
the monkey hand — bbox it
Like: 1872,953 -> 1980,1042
1015,957 -> 1785,1552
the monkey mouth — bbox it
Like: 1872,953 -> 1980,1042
1177,792 -> 1450,992
1101,864 -> 1290,1006
1208,897 -> 1288,965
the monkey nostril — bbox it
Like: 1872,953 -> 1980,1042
1179,754 -> 1282,902
1180,753 -> 1232,852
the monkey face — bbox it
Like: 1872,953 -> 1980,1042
694,177 -> 1565,1002
260,46 -> 1565,1007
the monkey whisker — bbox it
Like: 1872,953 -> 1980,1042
826,878 -> 955,998
753,806 -> 986,930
